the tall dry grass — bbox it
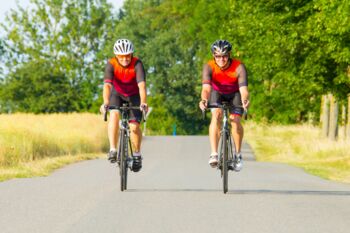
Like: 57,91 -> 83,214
0,113 -> 108,180
244,122 -> 350,183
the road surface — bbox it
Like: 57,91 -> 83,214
1,136 -> 350,233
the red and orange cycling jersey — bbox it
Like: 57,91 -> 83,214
104,56 -> 145,96
202,59 -> 247,94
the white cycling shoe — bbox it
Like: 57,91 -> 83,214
208,153 -> 218,168
234,154 -> 243,172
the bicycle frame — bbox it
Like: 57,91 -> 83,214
218,105 -> 235,168
118,107 -> 133,191
206,102 -> 235,193
119,105 -> 134,161
104,103 -> 143,191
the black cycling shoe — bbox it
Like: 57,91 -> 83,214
132,156 -> 142,172
228,159 -> 235,171
108,150 -> 117,163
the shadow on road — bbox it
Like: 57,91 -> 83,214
127,189 -> 350,196
228,189 -> 350,196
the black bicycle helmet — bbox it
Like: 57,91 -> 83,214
211,40 -> 232,55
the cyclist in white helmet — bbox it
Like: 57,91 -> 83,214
199,39 -> 250,172
100,38 -> 148,172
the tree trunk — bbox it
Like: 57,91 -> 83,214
347,96 -> 350,139
341,104 -> 346,140
347,67 -> 350,139
328,94 -> 338,141
321,94 -> 330,137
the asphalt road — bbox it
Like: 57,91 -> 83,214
1,136 -> 350,233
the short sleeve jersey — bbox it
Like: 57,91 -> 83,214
104,57 -> 145,96
202,59 -> 247,94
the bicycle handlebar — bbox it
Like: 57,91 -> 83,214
201,104 -> 248,120
206,104 -> 230,109
103,105 -> 147,122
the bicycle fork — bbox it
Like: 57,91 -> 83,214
221,112 -> 235,169
120,123 -> 134,170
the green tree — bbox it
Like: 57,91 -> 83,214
116,0 -> 229,134
223,0 -> 350,123
1,61 -> 76,113
0,0 -> 115,113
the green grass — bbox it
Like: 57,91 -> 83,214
0,153 -> 103,182
1,114 -> 350,184
244,122 -> 350,183
0,113 -> 108,181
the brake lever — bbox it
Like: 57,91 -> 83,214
142,109 -> 147,122
103,105 -> 109,122
202,110 -> 206,120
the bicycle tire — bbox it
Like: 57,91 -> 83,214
122,133 -> 128,191
119,130 -> 128,191
218,134 -> 224,176
222,132 -> 229,194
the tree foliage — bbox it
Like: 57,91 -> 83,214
0,0 -> 115,112
113,0 -> 229,134
0,0 -> 349,133
219,0 -> 350,123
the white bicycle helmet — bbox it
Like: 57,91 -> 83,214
113,39 -> 134,55
211,40 -> 232,55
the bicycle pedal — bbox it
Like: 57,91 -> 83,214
127,160 -> 133,169
109,158 -> 117,163
227,160 -> 234,170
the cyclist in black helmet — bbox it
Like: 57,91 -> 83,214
199,39 -> 250,171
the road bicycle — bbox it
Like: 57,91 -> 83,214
104,104 -> 145,191
204,102 -> 247,193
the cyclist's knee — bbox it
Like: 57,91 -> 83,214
229,114 -> 241,123
230,114 -> 242,126
109,111 -> 120,121
129,122 -> 140,133
211,110 -> 223,122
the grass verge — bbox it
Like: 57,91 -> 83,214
0,113 -> 107,181
244,122 -> 350,183
0,153 -> 104,182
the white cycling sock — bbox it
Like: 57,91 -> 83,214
110,148 -> 116,152
133,152 -> 141,157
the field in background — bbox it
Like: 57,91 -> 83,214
244,122 -> 350,183
1,114 -> 349,184
0,113 -> 108,181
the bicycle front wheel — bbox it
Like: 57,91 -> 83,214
119,130 -> 128,191
221,132 -> 229,194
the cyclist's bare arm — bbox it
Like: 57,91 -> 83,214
201,64 -> 213,101
103,62 -> 115,107
201,84 -> 211,102
135,61 -> 147,111
138,81 -> 147,104
237,64 -> 249,109
200,64 -> 213,110
199,84 -> 211,111
103,84 -> 112,105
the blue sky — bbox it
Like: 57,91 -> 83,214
0,0 -> 125,73
0,0 -> 124,25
